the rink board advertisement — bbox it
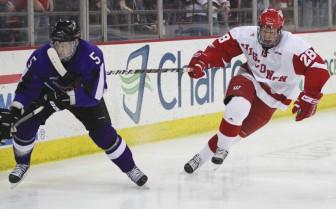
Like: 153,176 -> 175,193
0,31 -> 336,170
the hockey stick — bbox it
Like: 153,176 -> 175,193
106,67 -> 191,75
47,48 -> 67,77
14,106 -> 44,128
47,47 -> 83,91
47,47 -> 191,76
0,106 -> 44,144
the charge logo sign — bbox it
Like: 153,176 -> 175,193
325,51 -> 336,76
120,45 -> 243,124
121,45 -> 151,124
0,93 -> 13,146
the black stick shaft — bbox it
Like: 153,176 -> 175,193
106,68 -> 191,75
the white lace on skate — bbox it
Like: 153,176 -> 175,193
126,166 -> 145,183
187,154 -> 203,171
9,164 -> 29,184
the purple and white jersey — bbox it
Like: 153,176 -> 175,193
14,39 -> 107,108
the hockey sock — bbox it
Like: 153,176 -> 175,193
198,140 -> 215,162
89,125 -> 135,172
207,130 -> 240,153
105,136 -> 135,172
13,117 -> 40,165
12,135 -> 35,165
217,96 -> 251,151
217,119 -> 241,150
208,134 -> 218,153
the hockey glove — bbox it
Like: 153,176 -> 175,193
292,91 -> 322,121
0,106 -> 22,141
187,50 -> 210,79
45,91 -> 71,111
54,71 -> 82,92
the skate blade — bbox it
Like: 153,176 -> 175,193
140,184 -> 150,190
10,178 -> 26,189
179,170 -> 193,176
10,182 -> 21,189
211,163 -> 222,171
9,172 -> 29,189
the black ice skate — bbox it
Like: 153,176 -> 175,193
9,164 -> 30,184
184,154 -> 203,174
126,166 -> 148,186
211,147 -> 229,164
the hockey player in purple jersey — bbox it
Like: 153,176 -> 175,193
0,19 -> 148,186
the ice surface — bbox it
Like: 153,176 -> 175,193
1,109 -> 335,209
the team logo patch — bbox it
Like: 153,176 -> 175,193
233,85 -> 242,90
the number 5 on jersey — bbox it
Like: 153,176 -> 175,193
89,52 -> 101,65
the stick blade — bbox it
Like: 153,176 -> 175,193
47,48 -> 67,77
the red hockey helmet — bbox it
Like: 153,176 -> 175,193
258,8 -> 284,48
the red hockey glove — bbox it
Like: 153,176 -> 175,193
187,50 -> 210,79
292,91 -> 322,121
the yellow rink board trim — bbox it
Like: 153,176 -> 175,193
1,94 -> 336,171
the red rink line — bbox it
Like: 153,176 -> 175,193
0,74 -> 21,84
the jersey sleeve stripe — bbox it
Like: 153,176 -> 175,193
94,63 -> 105,100
310,62 -> 327,70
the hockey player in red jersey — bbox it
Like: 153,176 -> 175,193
184,8 -> 330,173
